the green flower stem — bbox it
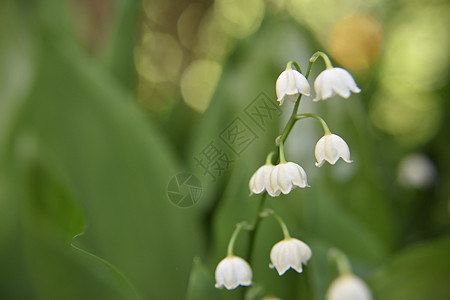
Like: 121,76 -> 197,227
310,51 -> 333,69
287,60 -> 303,74
297,113 -> 331,135
272,211 -> 291,239
329,248 -> 353,276
227,222 -> 246,256
279,141 -> 287,163
245,56 -> 318,288
246,193 -> 267,263
265,151 -> 276,165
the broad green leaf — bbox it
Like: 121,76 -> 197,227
186,257 -> 222,300
0,1 -> 202,299
367,236 -> 450,300
8,135 -> 139,300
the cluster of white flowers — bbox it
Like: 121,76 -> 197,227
215,52 -> 367,298
215,237 -> 312,290
276,65 -> 360,103
249,54 -> 359,197
249,162 -> 309,197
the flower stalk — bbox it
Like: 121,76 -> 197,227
297,113 -> 331,135
310,51 -> 333,69
245,193 -> 267,264
329,248 -> 352,276
227,222 -> 246,256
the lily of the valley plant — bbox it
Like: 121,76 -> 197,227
326,249 -> 373,300
215,51 -> 362,298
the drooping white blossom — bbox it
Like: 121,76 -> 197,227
315,134 -> 352,167
269,238 -> 312,275
326,275 -> 372,300
313,67 -> 360,101
215,256 -> 252,290
276,69 -> 310,105
267,162 -> 309,196
249,164 -> 274,195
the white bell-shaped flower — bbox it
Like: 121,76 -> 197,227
326,275 -> 372,300
315,134 -> 352,167
276,69 -> 310,105
269,238 -> 312,275
268,162 -> 309,197
313,67 -> 361,101
215,256 -> 252,290
249,164 -> 274,195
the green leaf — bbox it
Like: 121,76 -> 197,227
8,134 -> 139,300
367,236 -> 450,300
186,257 -> 221,300
0,1 -> 202,298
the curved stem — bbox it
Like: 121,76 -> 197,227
227,223 -> 245,256
265,151 -> 276,165
329,248 -> 353,276
287,60 -> 303,74
272,212 -> 291,239
310,51 -> 333,69
297,113 -> 331,135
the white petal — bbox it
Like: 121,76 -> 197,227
233,258 -> 252,286
270,238 -> 312,276
335,67 -> 361,93
313,68 -> 360,101
249,165 -> 273,195
330,134 -> 352,163
276,69 -> 310,105
277,243 -> 295,275
215,256 -> 252,290
267,165 -> 281,197
249,173 -> 257,195
315,136 -> 327,167
292,239 -> 312,262
315,134 -> 352,166
314,70 -> 334,101
324,136 -> 340,164
326,275 -> 372,300
292,163 -> 309,188
313,72 -> 326,101
293,70 -> 311,96
276,164 -> 294,194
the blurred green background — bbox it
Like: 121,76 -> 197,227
0,0 -> 449,299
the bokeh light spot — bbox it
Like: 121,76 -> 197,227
181,59 -> 222,113
177,3 -> 207,51
215,0 -> 265,38
135,31 -> 183,83
380,6 -> 450,90
329,14 -> 383,71
370,91 -> 442,145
